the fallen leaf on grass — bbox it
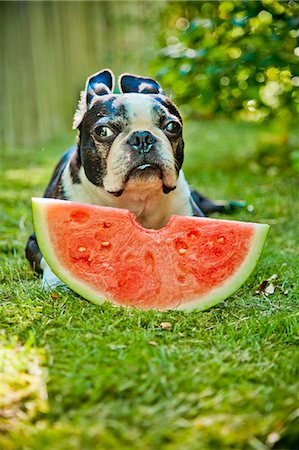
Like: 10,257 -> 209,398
256,274 -> 278,296
255,274 -> 290,297
256,280 -> 268,294
265,283 -> 275,295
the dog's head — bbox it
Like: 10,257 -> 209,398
73,69 -> 184,197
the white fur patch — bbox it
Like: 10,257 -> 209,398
125,94 -> 154,131
138,82 -> 153,93
41,258 -> 65,290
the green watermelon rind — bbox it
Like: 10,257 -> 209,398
32,197 -> 269,311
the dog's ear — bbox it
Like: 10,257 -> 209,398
119,73 -> 164,95
86,69 -> 114,104
73,69 -> 115,129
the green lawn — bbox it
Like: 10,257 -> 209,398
0,119 -> 298,450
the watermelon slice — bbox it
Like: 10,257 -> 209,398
32,198 -> 269,311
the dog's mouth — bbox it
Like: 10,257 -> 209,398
128,163 -> 162,180
107,163 -> 176,197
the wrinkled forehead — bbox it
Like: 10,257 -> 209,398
122,93 -> 182,125
87,93 -> 181,128
124,94 -> 156,127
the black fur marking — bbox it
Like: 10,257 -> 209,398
79,97 -> 130,187
190,190 -> 246,215
69,149 -> 82,184
44,146 -> 76,199
175,139 -> 184,174
153,96 -> 183,122
190,195 -> 205,217
148,97 -> 184,176
79,141 -> 106,187
25,233 -> 43,274
84,98 -> 129,133
107,189 -> 123,197
163,185 -> 176,194
87,91 -> 94,106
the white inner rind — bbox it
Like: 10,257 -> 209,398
32,198 -> 269,311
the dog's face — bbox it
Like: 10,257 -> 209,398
73,70 -> 184,197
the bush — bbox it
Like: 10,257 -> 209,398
151,0 -> 299,122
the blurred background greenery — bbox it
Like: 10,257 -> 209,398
152,0 -> 299,122
0,0 -> 298,171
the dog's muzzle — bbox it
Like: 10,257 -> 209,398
107,129 -> 177,197
127,130 -> 156,154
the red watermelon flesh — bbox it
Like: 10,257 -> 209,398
32,198 -> 269,311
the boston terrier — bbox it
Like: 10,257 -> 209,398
26,69 -> 238,287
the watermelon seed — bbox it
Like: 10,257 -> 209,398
174,238 -> 188,252
125,253 -> 134,263
103,221 -> 112,228
188,230 -> 200,239
101,241 -> 111,247
78,247 -> 87,252
178,248 -> 187,255
145,251 -> 155,269
70,211 -> 89,223
177,274 -> 186,283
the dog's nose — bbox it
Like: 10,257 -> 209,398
128,131 -> 156,153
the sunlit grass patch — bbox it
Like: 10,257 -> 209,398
0,338 -> 48,446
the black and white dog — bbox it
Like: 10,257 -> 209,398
26,69 -> 237,287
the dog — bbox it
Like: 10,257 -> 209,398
26,69 -> 240,287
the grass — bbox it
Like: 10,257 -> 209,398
0,119 -> 298,450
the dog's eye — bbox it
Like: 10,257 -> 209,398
164,121 -> 181,134
94,126 -> 114,139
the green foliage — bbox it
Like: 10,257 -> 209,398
1,120 -> 299,449
151,0 -> 299,122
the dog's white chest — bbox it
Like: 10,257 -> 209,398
117,185 -> 168,229
63,166 -> 192,229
